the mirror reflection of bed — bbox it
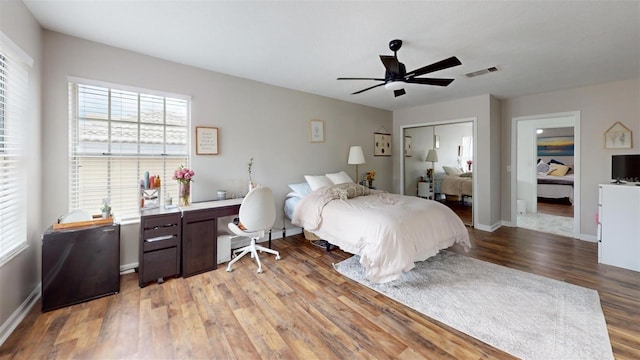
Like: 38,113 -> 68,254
403,122 -> 473,226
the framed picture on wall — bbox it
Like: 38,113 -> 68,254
374,132 -> 392,156
195,126 -> 219,155
404,136 -> 412,157
309,119 -> 324,143
604,121 -> 632,149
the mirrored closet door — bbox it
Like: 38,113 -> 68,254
403,122 -> 473,226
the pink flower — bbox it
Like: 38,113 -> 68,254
174,165 -> 195,183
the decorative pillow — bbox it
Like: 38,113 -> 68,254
286,191 -> 301,199
443,166 -> 463,176
537,162 -> 551,174
288,182 -> 312,197
327,183 -> 371,200
548,164 -> 570,176
304,175 -> 333,191
325,170 -> 354,185
548,159 -> 565,165
460,172 -> 472,177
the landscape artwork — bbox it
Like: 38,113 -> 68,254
537,136 -> 574,156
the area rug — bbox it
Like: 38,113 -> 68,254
334,251 -> 613,360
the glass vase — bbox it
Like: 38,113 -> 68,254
179,182 -> 191,206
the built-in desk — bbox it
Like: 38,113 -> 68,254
180,199 -> 242,277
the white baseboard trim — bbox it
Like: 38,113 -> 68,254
475,222 -> 502,232
120,263 -> 138,275
501,220 -> 516,227
579,234 -> 597,242
0,284 -> 41,346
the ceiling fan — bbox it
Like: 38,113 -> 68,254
337,39 -> 462,97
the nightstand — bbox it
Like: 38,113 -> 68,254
417,180 -> 434,200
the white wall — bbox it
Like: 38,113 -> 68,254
434,122 -> 473,172
41,31 -> 392,269
0,0 -> 42,343
502,78 -> 640,237
394,94 -> 501,230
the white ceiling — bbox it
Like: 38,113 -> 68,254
23,0 -> 640,111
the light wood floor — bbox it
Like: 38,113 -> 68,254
2,227 -> 639,359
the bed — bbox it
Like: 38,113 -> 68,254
537,173 -> 574,203
536,161 -> 574,204
288,180 -> 470,283
435,166 -> 472,201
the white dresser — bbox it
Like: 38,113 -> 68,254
597,184 -> 640,272
417,181 -> 434,199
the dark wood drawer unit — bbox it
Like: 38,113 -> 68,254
182,204 -> 240,277
139,209 -> 181,287
42,224 -> 120,312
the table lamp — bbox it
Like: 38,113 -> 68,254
426,149 -> 438,180
348,146 -> 366,182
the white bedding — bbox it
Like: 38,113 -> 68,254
537,173 -> 574,203
291,185 -> 470,283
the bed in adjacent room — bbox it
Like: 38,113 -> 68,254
536,161 -> 574,204
286,172 -> 470,283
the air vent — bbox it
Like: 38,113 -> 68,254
465,66 -> 499,78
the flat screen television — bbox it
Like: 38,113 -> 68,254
611,154 -> 640,183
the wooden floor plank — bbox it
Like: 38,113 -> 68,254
1,227 -> 639,359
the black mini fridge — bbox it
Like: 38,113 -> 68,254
42,223 -> 120,312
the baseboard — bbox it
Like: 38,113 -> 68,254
120,263 -> 138,275
0,284 -> 41,346
475,221 -> 502,232
501,220 -> 516,227
579,233 -> 597,243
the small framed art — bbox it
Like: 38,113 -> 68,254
404,136 -> 412,157
605,121 -> 632,149
374,132 -> 391,156
196,126 -> 219,155
309,119 -> 324,143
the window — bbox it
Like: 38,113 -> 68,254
69,81 -> 190,221
0,33 -> 30,264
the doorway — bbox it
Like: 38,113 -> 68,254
401,120 -> 475,226
511,112 -> 581,238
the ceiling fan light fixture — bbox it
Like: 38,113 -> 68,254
384,81 -> 404,91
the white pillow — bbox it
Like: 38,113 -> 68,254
288,182 -> 312,197
443,166 -> 463,176
325,170 -> 354,185
304,175 -> 333,191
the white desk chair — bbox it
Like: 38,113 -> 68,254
226,186 -> 281,273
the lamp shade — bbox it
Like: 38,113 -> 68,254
348,146 -> 366,165
426,149 -> 439,162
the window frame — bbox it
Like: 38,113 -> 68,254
68,78 -> 191,222
0,32 -> 32,266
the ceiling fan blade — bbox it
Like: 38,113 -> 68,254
380,55 -> 400,74
405,56 -> 462,78
394,89 -> 406,97
352,83 -> 386,95
405,77 -> 455,87
337,77 -> 385,81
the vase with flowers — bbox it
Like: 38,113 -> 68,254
366,171 -> 376,188
247,157 -> 254,192
174,165 -> 195,206
467,160 -> 473,172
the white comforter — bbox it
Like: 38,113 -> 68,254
291,186 -> 471,283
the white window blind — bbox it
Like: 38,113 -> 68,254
0,40 -> 29,263
69,82 -> 190,221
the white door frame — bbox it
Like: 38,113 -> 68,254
510,111 -> 581,237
